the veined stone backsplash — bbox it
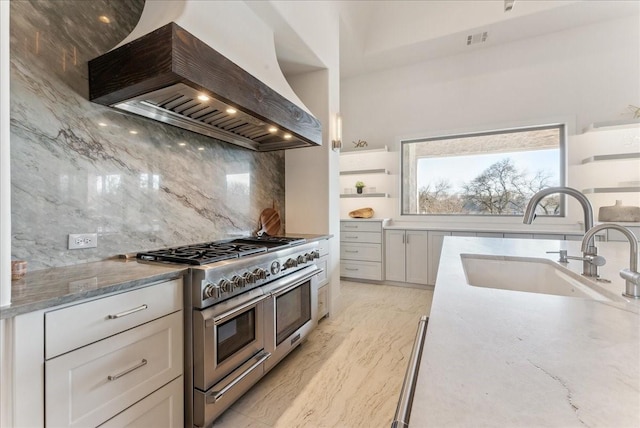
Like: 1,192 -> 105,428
10,0 -> 286,271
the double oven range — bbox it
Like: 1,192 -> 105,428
137,235 -> 322,427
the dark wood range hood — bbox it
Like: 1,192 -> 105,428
89,22 -> 322,151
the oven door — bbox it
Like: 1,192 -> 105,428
193,287 -> 269,391
263,265 -> 320,371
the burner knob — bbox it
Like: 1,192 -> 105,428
312,250 -> 320,260
270,261 -> 281,275
254,268 -> 268,280
231,275 -> 245,290
203,283 -> 220,299
296,255 -> 306,265
242,272 -> 256,284
218,279 -> 231,293
304,253 -> 314,262
284,258 -> 298,269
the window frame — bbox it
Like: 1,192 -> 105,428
399,123 -> 567,217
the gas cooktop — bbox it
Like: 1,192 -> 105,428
136,236 -> 306,265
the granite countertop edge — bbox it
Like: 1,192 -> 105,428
1,234 -> 331,320
1,259 -> 187,320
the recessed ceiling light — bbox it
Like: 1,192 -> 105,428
197,94 -> 210,101
284,133 -> 292,140
98,15 -> 111,24
98,122 -> 107,127
268,126 -> 278,133
198,147 -> 205,151
226,108 -> 237,114
178,142 -> 187,146
129,130 -> 138,135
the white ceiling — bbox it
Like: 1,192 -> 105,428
332,0 -> 639,79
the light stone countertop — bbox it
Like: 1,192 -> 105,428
0,259 -> 187,319
411,237 -> 640,427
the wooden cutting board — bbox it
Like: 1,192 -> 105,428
257,203 -> 281,236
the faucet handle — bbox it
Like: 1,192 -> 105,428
546,250 -> 568,263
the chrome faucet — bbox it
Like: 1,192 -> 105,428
523,187 -> 599,276
582,224 -> 640,299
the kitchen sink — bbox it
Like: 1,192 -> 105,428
460,254 -> 610,300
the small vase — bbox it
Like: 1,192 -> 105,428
356,187 -> 363,194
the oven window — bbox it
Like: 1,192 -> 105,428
217,308 -> 256,364
276,280 -> 311,345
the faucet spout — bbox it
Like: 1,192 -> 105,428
582,223 -> 639,299
523,187 -> 596,276
522,187 -> 594,233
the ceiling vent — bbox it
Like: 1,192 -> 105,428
466,32 -> 489,46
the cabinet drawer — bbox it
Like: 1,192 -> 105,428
100,376 -> 183,428
340,221 -> 382,233
46,278 -> 182,359
341,243 -> 381,262
340,231 -> 381,244
340,261 -> 382,280
45,311 -> 183,428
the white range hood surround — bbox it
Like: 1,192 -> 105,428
118,0 -> 311,115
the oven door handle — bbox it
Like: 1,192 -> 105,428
268,267 -> 322,298
205,351 -> 271,404
205,294 -> 271,328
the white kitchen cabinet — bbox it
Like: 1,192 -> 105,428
43,278 -> 184,428
427,231 -> 451,286
340,219 -> 386,281
316,238 -> 331,319
100,376 -> 183,428
384,230 -> 429,285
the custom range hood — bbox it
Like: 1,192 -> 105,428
89,12 -> 321,151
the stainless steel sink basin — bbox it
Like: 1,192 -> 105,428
460,254 -> 610,300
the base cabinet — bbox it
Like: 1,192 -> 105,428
100,376 -> 183,428
43,279 -> 184,428
385,230 -> 429,285
316,238 -> 331,319
340,220 -> 385,281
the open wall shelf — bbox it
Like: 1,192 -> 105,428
340,193 -> 390,198
340,168 -> 390,175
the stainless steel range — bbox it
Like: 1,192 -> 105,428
137,236 -> 322,427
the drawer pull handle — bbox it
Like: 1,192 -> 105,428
344,225 -> 358,228
345,250 -> 359,253
345,235 -> 358,239
345,267 -> 359,271
107,304 -> 148,319
107,359 -> 148,381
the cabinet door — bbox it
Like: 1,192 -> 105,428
427,231 -> 451,285
385,230 -> 406,282
100,377 -> 183,428
405,231 -> 429,285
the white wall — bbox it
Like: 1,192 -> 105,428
340,15 -> 640,225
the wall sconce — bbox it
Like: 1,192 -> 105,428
332,113 -> 342,151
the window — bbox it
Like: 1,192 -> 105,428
401,124 -> 565,216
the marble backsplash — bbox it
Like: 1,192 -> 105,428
10,0 -> 286,271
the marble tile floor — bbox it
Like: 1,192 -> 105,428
214,280 -> 434,428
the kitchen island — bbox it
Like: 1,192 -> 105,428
411,237 -> 639,427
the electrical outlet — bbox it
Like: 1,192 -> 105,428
68,233 -> 98,250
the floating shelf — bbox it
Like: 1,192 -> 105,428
584,118 -> 640,132
340,193 -> 390,198
582,186 -> 640,194
581,152 -> 640,164
340,145 -> 388,155
340,168 -> 390,175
